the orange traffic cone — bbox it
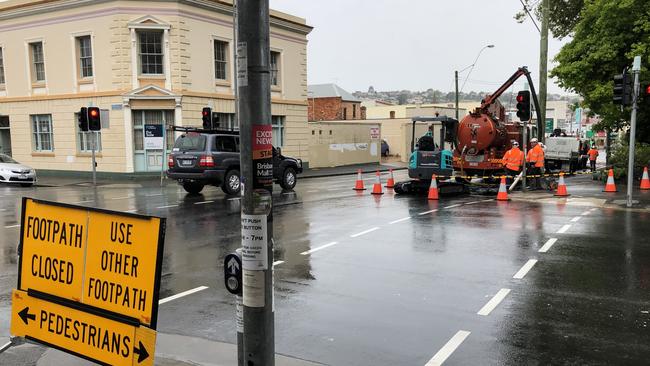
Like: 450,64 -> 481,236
554,172 -> 570,197
603,169 -> 617,192
371,171 -> 384,195
428,174 -> 439,200
641,167 -> 650,190
385,169 -> 395,188
353,169 -> 366,191
496,176 -> 509,201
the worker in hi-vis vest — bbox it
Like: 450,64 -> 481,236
526,138 -> 545,190
503,141 -> 524,183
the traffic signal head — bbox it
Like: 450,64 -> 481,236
516,90 -> 531,122
88,107 -> 101,131
78,107 -> 89,132
202,107 -> 212,129
613,69 -> 633,106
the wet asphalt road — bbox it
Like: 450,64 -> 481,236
1,172 -> 650,365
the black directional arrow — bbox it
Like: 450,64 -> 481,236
18,307 -> 36,325
133,341 -> 149,363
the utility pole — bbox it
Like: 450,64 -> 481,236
538,0 -> 549,143
237,1 -> 275,366
626,56 -> 641,208
455,70 -> 459,121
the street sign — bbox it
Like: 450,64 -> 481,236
224,253 -> 242,295
11,289 -> 155,366
18,198 -> 166,327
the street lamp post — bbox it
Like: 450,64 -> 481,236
455,44 -> 495,120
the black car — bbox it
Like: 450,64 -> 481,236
166,130 -> 302,195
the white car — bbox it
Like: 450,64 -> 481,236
0,153 -> 37,187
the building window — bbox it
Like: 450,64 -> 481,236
139,31 -> 163,75
214,40 -> 228,80
31,114 -> 53,151
74,112 -> 101,152
0,47 -> 5,85
271,115 -> 284,147
30,42 -> 46,82
77,36 -> 93,78
215,113 -> 237,130
270,51 -> 280,86
343,108 -> 347,120
353,104 -> 357,118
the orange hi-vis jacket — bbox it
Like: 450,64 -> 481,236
503,147 -> 524,171
526,144 -> 545,168
588,148 -> 599,161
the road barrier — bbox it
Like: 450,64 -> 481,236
554,173 -> 570,197
496,176 -> 510,201
428,174 -> 439,201
371,171 -> 384,195
385,169 -> 395,189
641,167 -> 650,190
353,169 -> 366,191
603,169 -> 618,192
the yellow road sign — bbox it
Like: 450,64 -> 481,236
18,198 -> 166,328
11,289 -> 156,366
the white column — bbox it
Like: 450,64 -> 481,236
130,28 -> 138,89
174,97 -> 182,126
123,99 -> 135,173
164,29 -> 171,90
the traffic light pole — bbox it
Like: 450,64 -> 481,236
91,132 -> 97,186
237,1 -> 275,365
626,56 -> 641,208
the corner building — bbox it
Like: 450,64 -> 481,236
0,0 -> 312,173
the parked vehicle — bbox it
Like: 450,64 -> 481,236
166,129 -> 302,195
0,153 -> 37,187
544,136 -> 581,173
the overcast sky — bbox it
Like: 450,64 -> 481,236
270,0 -> 570,95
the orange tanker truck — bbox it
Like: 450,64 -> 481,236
453,67 -> 543,179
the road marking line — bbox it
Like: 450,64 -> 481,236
481,199 -> 494,202
443,204 -> 461,209
590,207 -> 598,212
73,200 -> 94,204
389,217 -> 411,224
350,227 -> 379,238
464,201 -> 482,205
425,330 -> 471,366
194,200 -> 214,205
513,259 -> 538,279
581,210 -> 591,216
111,196 -> 133,200
306,190 -> 318,193
418,209 -> 438,216
477,289 -> 511,316
570,216 -> 581,223
159,286 -> 209,304
301,242 -> 338,255
228,197 -> 241,201
146,193 -> 164,197
557,224 -> 571,234
4,224 -> 19,229
125,209 -> 138,213
538,238 -> 558,253
273,260 -> 284,267
156,204 -> 179,209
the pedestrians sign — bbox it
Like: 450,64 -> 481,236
224,253 -> 242,295
11,289 -> 155,366
17,198 -> 166,327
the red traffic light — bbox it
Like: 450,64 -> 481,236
646,85 -> 650,95
89,109 -> 99,118
202,110 -> 209,116
516,95 -> 524,102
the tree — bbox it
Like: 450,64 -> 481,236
550,0 -> 650,143
515,0 -> 584,39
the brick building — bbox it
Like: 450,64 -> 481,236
308,84 -> 365,121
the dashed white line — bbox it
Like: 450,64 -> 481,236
557,224 -> 571,234
272,260 -> 285,267
111,196 -> 133,200
570,216 -> 581,223
73,200 -> 94,204
463,201 -> 482,205
513,259 -> 538,279
301,242 -> 339,255
125,209 -> 138,213
443,204 -> 461,209
156,204 -> 179,209
4,224 -> 19,229
538,238 -> 558,253
425,330 -> 471,366
194,200 -> 214,205
350,227 -> 380,238
159,286 -> 209,304
581,210 -> 591,216
477,288 -> 511,316
481,199 -> 494,202
227,197 -> 241,201
146,193 -> 164,197
590,207 -> 598,212
389,216 -> 411,224
306,190 -> 318,193
418,209 -> 438,216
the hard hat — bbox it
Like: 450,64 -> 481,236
512,141 -> 519,146
530,138 -> 538,143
